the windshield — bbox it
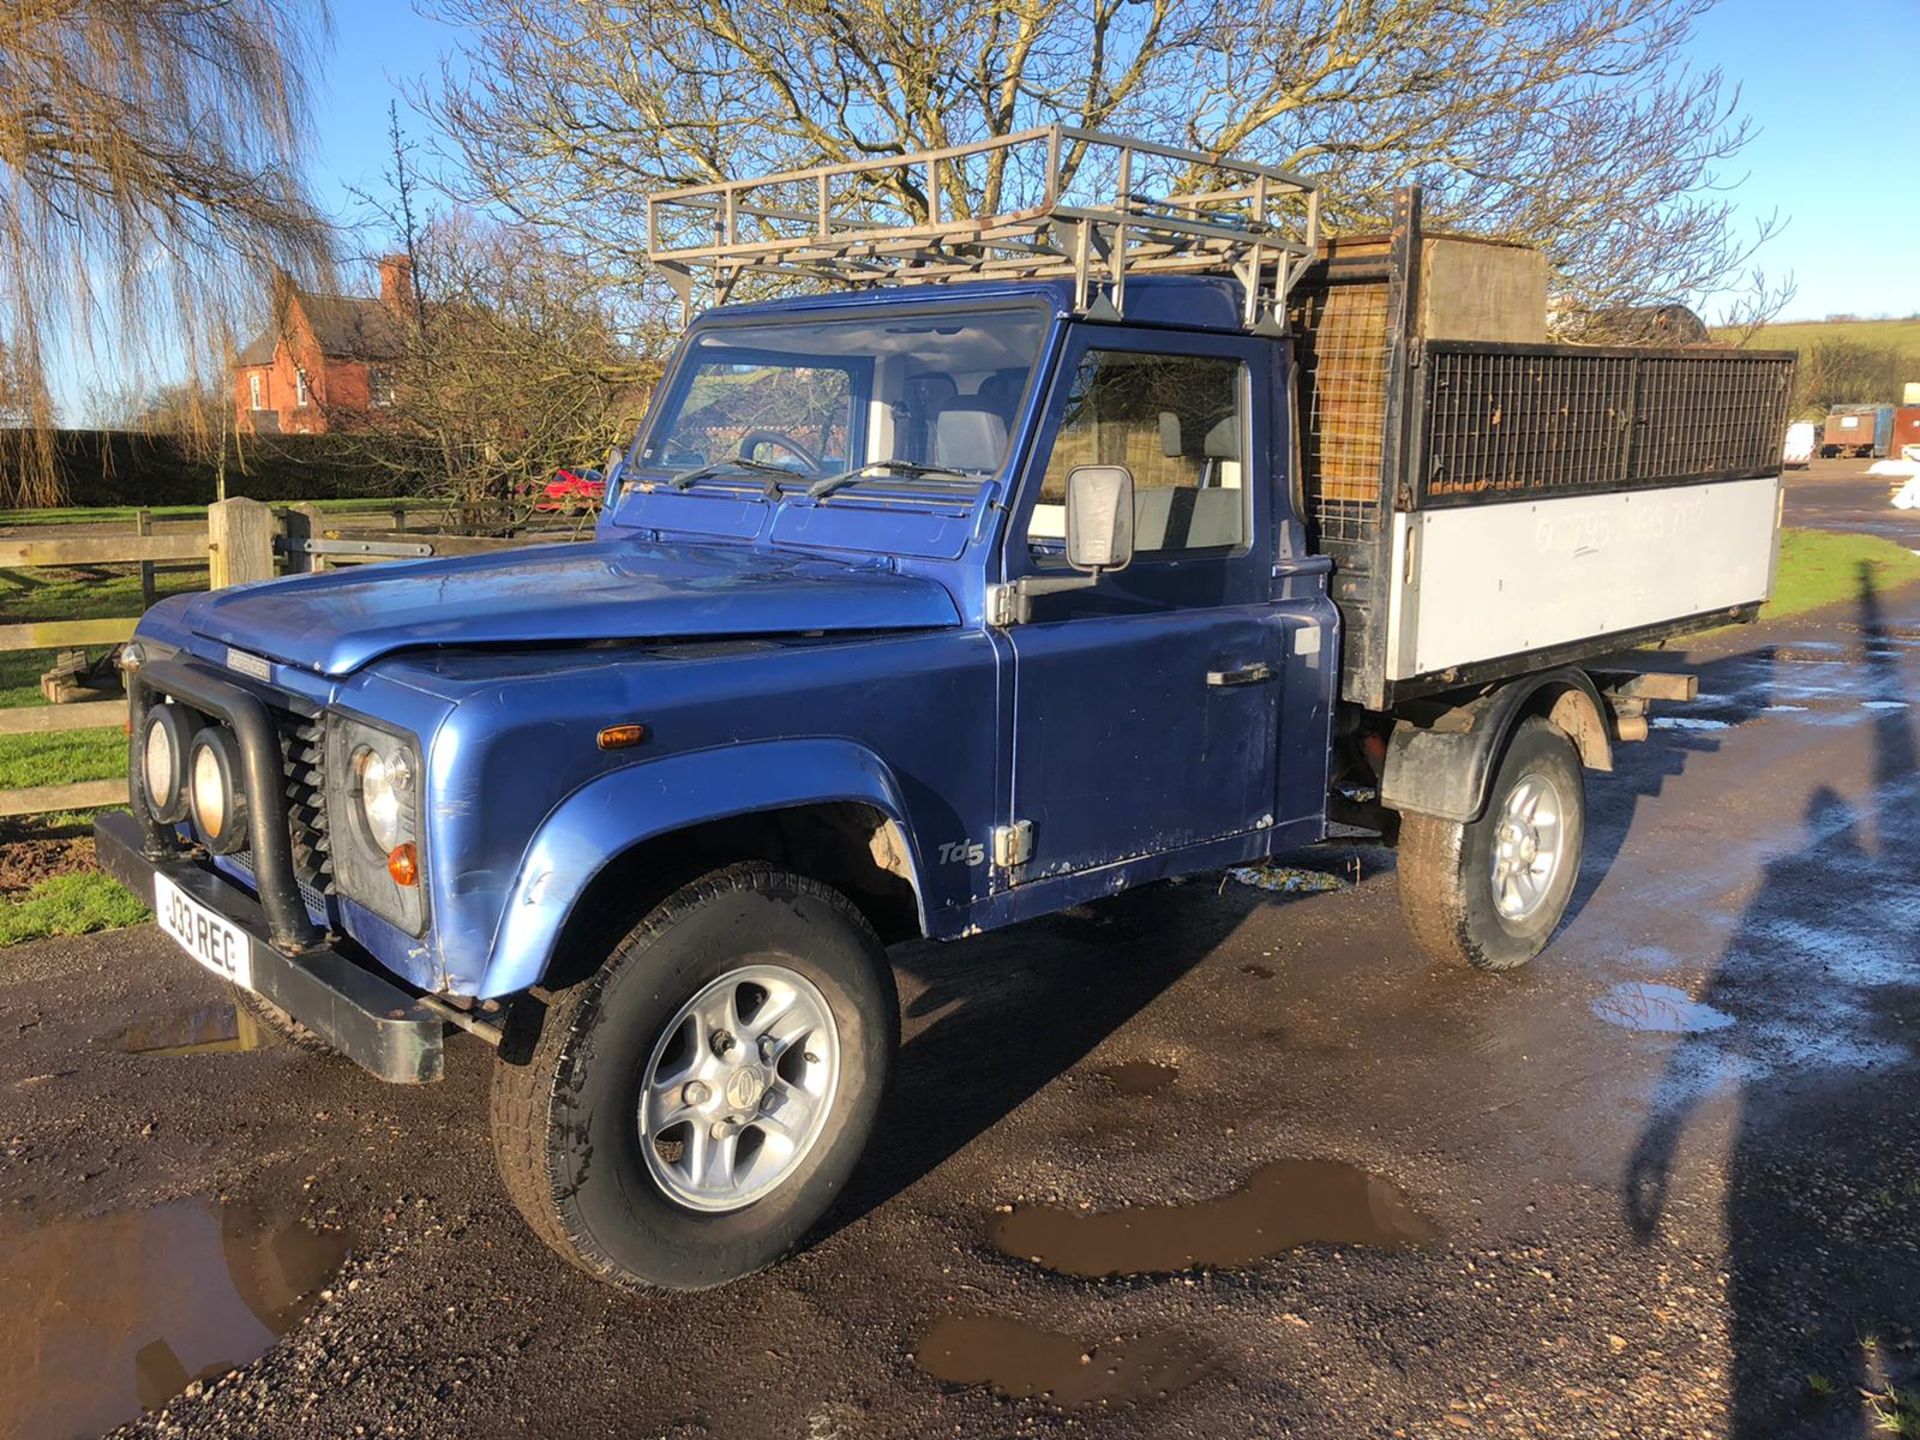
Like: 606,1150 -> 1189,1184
637,308 -> 1049,487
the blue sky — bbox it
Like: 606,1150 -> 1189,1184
1680,0 -> 1919,321
304,1 -> 456,258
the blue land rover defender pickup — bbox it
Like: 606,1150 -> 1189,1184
96,130 -> 1792,1289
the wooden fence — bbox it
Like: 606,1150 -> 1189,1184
0,497 -> 580,819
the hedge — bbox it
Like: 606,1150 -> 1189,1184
10,429 -> 430,506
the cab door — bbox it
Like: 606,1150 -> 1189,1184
1000,325 -> 1286,880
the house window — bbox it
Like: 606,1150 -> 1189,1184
295,370 -> 310,408
248,372 -> 264,410
368,366 -> 395,407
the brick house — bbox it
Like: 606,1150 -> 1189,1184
234,256 -> 413,435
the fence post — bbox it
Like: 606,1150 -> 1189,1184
280,503 -> 328,574
136,508 -> 156,610
207,497 -> 277,589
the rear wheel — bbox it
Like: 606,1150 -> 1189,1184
1397,716 -> 1585,971
489,863 -> 898,1290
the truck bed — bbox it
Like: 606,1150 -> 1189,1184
1291,193 -> 1794,709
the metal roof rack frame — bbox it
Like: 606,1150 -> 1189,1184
646,125 -> 1320,333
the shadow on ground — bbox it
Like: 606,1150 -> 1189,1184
828,877 -> 1276,1233
1626,568 -> 1920,1437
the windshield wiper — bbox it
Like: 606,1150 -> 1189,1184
808,459 -> 968,499
667,456 -> 806,491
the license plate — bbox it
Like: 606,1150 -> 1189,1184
154,873 -> 253,989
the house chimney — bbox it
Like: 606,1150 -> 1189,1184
378,254 -> 414,312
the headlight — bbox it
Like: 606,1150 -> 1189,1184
188,728 -> 248,855
327,715 -> 426,936
353,745 -> 411,852
192,745 -> 223,835
141,704 -> 198,824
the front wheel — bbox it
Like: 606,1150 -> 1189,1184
489,863 -> 898,1290
1397,716 -> 1585,971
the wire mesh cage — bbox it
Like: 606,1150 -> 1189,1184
1289,278 -> 1392,547
1418,347 -> 1795,504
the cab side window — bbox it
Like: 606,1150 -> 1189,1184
1026,349 -> 1246,557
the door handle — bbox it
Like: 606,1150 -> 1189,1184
1206,662 -> 1274,688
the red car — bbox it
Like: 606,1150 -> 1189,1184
525,468 -> 605,513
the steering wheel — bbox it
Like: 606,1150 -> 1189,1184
736,429 -> 822,475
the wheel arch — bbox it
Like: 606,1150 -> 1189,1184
478,739 -> 928,998
1380,668 -> 1611,825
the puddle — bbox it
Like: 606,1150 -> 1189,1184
915,1314 -> 1214,1407
0,1198 -> 349,1438
1098,1060 -> 1179,1094
1861,700 -> 1912,711
1763,704 -> 1810,713
1241,963 -> 1276,979
1227,865 -> 1346,895
988,1158 -> 1436,1278
1592,981 -> 1735,1035
110,1000 -> 273,1057
1650,716 -> 1732,732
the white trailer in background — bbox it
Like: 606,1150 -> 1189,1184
1783,421 -> 1816,468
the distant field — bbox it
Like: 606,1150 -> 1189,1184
1716,316 -> 1920,354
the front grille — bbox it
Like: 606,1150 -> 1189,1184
226,708 -> 333,914
279,712 -> 332,896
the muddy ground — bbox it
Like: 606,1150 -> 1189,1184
1,468 -> 1917,1440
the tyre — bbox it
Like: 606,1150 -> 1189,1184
490,862 -> 898,1290
1397,716 -> 1585,971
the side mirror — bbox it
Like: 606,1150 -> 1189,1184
1065,464 -> 1134,574
602,446 -> 627,504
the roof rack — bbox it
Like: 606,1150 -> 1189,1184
646,126 -> 1320,333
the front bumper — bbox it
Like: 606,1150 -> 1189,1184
96,810 -> 444,1083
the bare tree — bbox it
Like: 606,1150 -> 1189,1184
1791,339 -> 1915,419
0,0 -> 333,504
429,0 -> 1778,322
345,117 -> 657,531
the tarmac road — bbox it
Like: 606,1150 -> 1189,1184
1,470 -> 1917,1440
1783,456 -> 1914,541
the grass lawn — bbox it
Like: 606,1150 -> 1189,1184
0,871 -> 148,945
1762,529 -> 1920,622
0,563 -> 203,624
0,729 -> 128,789
0,808 -> 148,946
0,565 -> 205,707
1714,315 -> 1920,355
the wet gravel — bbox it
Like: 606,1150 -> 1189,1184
0,474 -> 1916,1439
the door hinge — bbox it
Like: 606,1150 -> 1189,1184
992,820 -> 1034,868
985,583 -> 1025,627
986,575 -> 1099,627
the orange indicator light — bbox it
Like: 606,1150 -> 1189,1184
387,842 -> 420,887
597,723 -> 649,750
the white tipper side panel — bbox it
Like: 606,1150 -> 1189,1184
1387,475 -> 1782,680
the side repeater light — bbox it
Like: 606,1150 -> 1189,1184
597,723 -> 649,751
